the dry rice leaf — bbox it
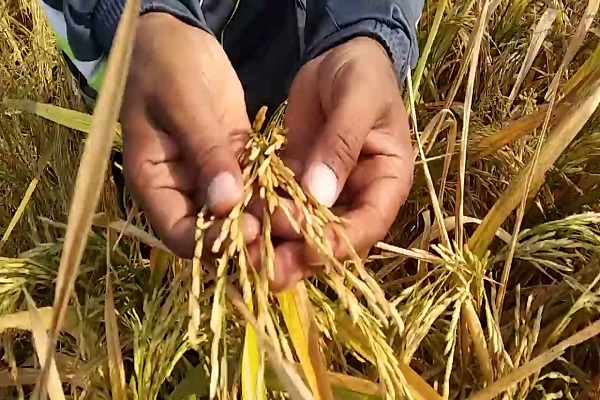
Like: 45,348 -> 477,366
0,307 -> 78,337
242,297 -> 266,400
397,361 -> 444,400
334,309 -> 441,400
507,8 -> 558,109
406,73 -> 450,249
463,300 -> 494,384
39,0 -> 141,393
563,41 -> 600,96
473,103 -> 569,160
375,243 -> 443,264
546,0 -> 599,101
468,318 -> 600,400
456,0 -> 501,248
105,272 -> 127,400
278,282 -> 334,400
0,146 -> 52,253
469,69 -> 600,257
92,215 -> 171,253
23,290 -> 65,400
0,99 -> 122,146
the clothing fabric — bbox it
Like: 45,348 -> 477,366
39,0 -> 423,117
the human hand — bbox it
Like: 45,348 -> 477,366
120,13 -> 259,259
264,37 -> 414,291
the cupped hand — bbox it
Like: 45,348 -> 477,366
120,13 -> 260,259
265,37 -> 414,291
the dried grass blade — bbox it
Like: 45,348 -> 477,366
468,318 -> 600,400
473,104 -> 561,160
397,361 -> 444,400
456,0 -> 500,249
0,146 -> 52,253
23,290 -> 65,400
105,272 -> 126,400
463,301 -> 493,384
95,217 -> 170,252
38,0 -> 141,394
546,0 -> 599,101
278,282 -> 334,400
0,307 -> 78,337
406,73 -> 450,248
468,70 -> 600,257
563,41 -> 600,96
507,8 -> 558,110
438,115 -> 457,204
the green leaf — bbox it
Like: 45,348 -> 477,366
278,283 -> 333,400
1,99 -> 122,148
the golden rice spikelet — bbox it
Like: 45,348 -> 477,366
190,102 -> 405,397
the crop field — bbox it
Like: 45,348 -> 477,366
1,0 -> 600,399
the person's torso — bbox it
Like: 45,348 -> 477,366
203,0 -> 305,119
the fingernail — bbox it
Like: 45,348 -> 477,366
207,172 -> 240,209
305,163 -> 337,207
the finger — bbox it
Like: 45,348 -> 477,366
247,238 -> 319,293
302,70 -> 385,207
203,213 -> 261,254
123,118 -> 259,259
271,241 -> 316,292
248,194 -> 350,241
247,196 -> 304,240
153,81 -> 250,217
282,63 -> 323,177
306,157 -> 412,264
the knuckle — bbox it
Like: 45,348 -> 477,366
195,143 -> 222,169
331,129 -> 359,171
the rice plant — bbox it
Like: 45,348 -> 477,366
2,0 -> 600,399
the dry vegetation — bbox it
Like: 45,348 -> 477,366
2,0 -> 600,398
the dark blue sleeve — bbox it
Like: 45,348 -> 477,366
303,0 -> 424,83
93,0 -> 211,53
40,0 -> 211,59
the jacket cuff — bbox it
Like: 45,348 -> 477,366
305,19 -> 414,83
92,0 -> 208,54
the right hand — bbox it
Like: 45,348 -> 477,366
120,13 -> 260,259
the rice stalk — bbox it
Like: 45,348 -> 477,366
506,8 -> 558,111
23,290 -> 65,400
546,0 -> 599,101
468,318 -> 600,400
37,0 -> 140,395
104,271 -> 127,400
469,68 -> 600,257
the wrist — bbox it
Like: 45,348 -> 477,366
304,20 -> 413,83
136,12 -> 221,54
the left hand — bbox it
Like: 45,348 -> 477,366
261,37 -> 414,291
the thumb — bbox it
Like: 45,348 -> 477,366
302,82 -> 381,207
169,108 -> 247,217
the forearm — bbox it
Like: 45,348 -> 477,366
303,0 -> 424,83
